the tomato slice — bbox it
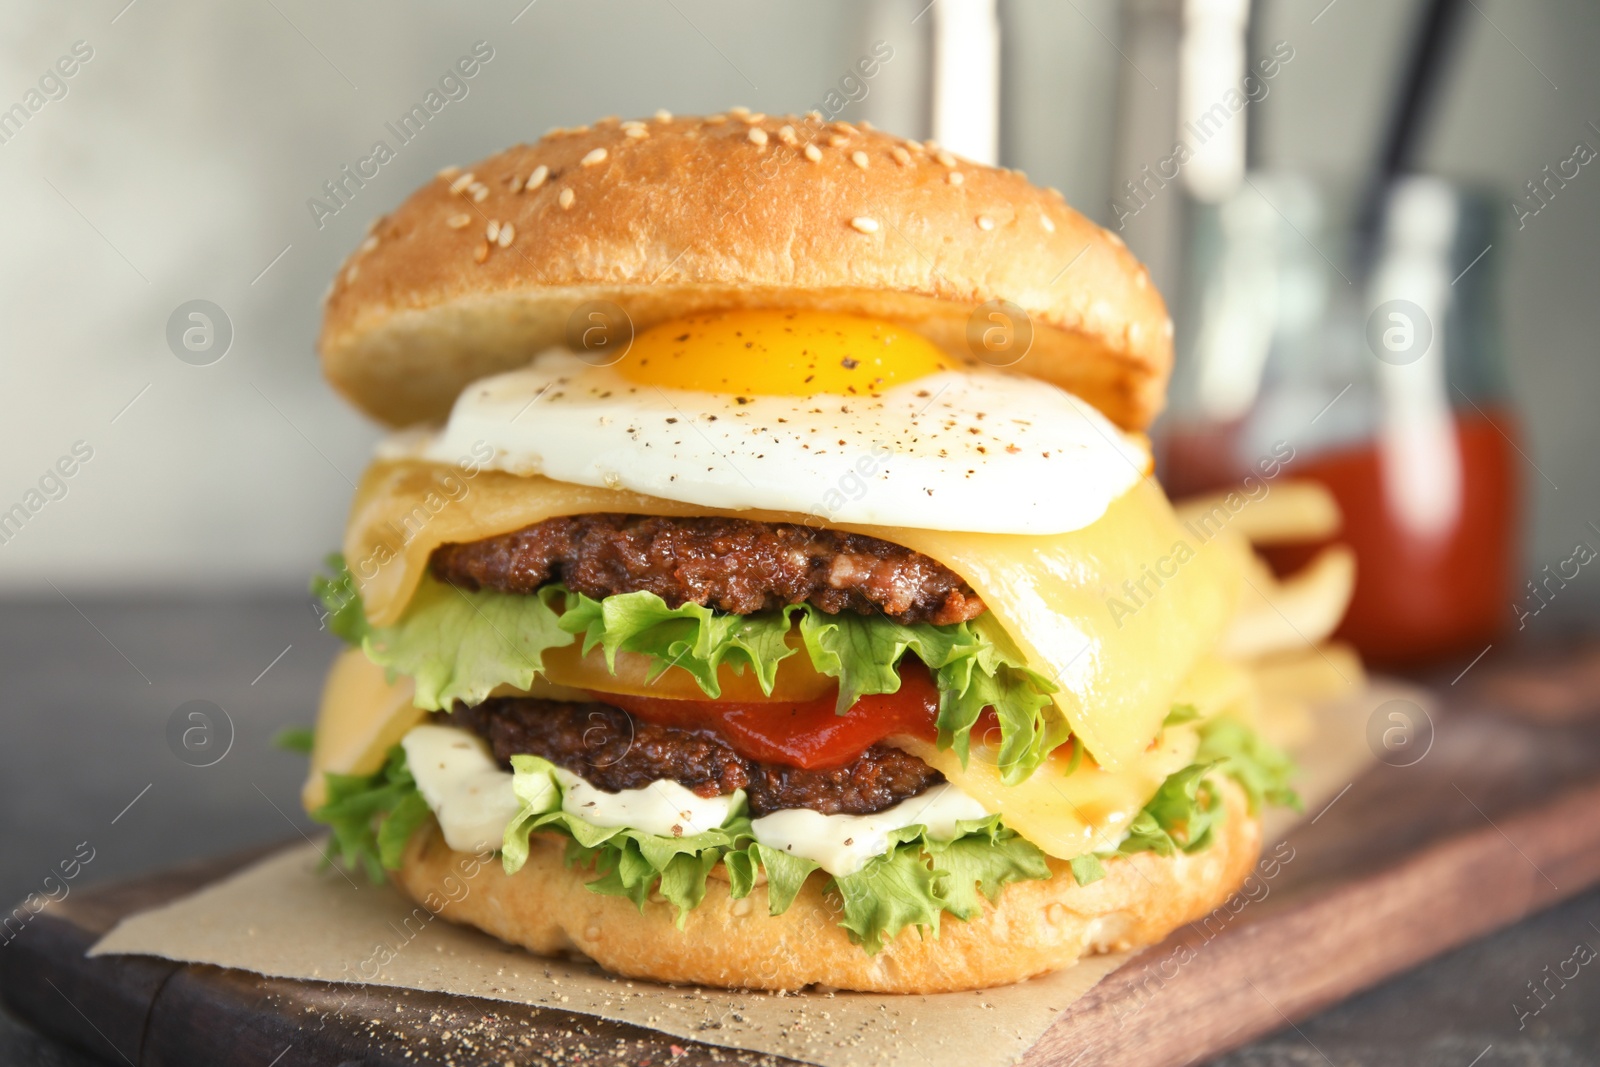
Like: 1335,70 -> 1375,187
593,665 -> 1001,770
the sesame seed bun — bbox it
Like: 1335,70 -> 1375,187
393,779 -> 1259,994
319,112 -> 1173,432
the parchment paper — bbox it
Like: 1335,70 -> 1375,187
91,682 -> 1403,1067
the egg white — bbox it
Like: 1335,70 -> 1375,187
404,350 -> 1150,535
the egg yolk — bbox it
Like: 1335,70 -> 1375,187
617,309 -> 950,396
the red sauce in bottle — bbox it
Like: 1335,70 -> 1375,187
1163,406 -> 1520,667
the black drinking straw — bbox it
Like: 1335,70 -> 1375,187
1353,0 -> 1469,272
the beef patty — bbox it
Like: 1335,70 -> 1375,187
449,697 -> 943,817
430,513 -> 984,626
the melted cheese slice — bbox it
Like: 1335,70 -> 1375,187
890,731 -> 1194,859
344,460 -> 1244,768
302,649 -> 424,811
889,655 -> 1254,859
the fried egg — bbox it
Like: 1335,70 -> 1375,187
412,310 -> 1151,535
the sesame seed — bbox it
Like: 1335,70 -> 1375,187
1047,187 -> 1066,200
545,126 -> 567,137
581,147 -> 608,167
850,216 -> 880,234
828,134 -> 849,148
803,144 -> 822,163
1041,214 -> 1056,233
470,183 -> 489,202
729,105 -> 750,118
345,264 -> 359,283
509,174 -> 524,193
525,164 -> 549,191
891,146 -> 911,166
559,188 -> 575,209
749,112 -> 767,123
833,121 -> 858,135
486,220 -> 500,242
706,114 -> 728,125
977,215 -> 995,230
654,109 -> 672,122
437,165 -> 462,180
851,150 -> 869,169
473,240 -> 489,264
446,213 -> 471,229
624,125 -> 649,139
747,127 -> 769,147
359,235 -> 379,254
806,109 -> 823,122
948,171 -> 964,185
498,221 -> 515,247
777,124 -> 798,145
936,150 -> 957,168
448,172 -> 475,195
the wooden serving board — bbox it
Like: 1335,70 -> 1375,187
7,641 -> 1600,1067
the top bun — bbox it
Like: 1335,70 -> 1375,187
319,111 -> 1173,431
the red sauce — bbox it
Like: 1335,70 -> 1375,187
1269,408 -> 1519,665
594,666 -> 1000,770
1163,406 -> 1519,667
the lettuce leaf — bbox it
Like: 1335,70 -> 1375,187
309,744 -> 429,883
1102,714 -> 1300,864
311,553 -> 370,644
561,589 -> 797,698
499,756 -> 1051,951
272,726 -> 315,754
1195,715 -> 1302,813
725,843 -> 818,914
798,611 -> 1064,784
920,815 -> 1054,921
796,610 -> 969,711
1115,762 -> 1224,857
313,559 -> 1064,783
1068,853 -> 1107,886
501,754 -> 756,924
363,576 -> 575,711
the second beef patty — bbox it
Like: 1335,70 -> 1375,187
449,697 -> 943,817
429,513 -> 984,626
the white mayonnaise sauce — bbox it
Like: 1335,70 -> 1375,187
402,725 -> 990,874
750,782 -> 990,877
400,724 -> 521,854
552,768 -> 741,839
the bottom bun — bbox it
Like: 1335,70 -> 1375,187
395,779 -> 1260,994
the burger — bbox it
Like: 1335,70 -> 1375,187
299,110 -> 1317,994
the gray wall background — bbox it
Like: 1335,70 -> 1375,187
0,0 -> 1595,621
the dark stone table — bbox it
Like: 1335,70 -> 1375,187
1,595 -> 1595,1065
